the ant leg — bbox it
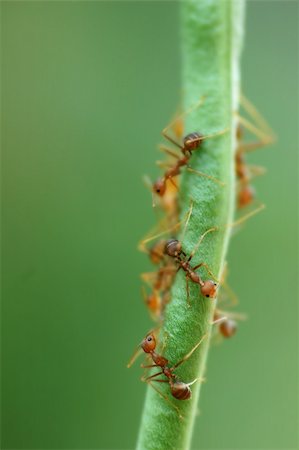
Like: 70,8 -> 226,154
187,227 -> 218,263
162,130 -> 183,151
141,205 -> 193,247
172,334 -> 207,370
192,262 -> 219,283
146,380 -> 183,419
140,221 -> 182,246
226,203 -> 265,230
160,330 -> 170,354
143,371 -> 164,382
156,161 -> 174,169
138,216 -> 169,253
247,164 -> 267,179
186,275 -> 191,307
215,308 -> 247,322
239,141 -> 272,154
162,96 -> 206,150
168,177 -> 179,191
240,93 -> 275,137
140,363 -> 159,369
159,145 -> 181,160
187,377 -> 206,387
220,279 -> 239,308
200,127 -> 230,142
180,199 -> 194,244
141,273 -> 157,286
211,315 -> 227,326
235,113 -> 274,147
187,167 -> 226,187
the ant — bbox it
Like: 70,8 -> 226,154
141,264 -> 176,321
138,221 -> 184,320
164,232 -> 218,300
213,308 -> 247,339
163,204 -> 219,301
213,310 -> 237,338
138,236 -> 177,320
152,97 -> 227,198
139,238 -> 167,265
128,331 -> 207,417
235,94 -> 276,208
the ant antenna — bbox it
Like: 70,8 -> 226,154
163,96 -> 206,137
141,220 -> 182,246
235,114 -> 272,144
172,333 -> 207,369
162,96 -> 206,150
188,226 -> 218,261
127,327 -> 160,368
187,167 -> 226,187
200,127 -> 230,141
127,344 -> 144,369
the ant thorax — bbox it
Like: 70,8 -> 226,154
152,352 -> 168,367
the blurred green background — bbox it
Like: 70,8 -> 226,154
1,1 -> 298,449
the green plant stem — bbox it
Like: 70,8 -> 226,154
137,1 -> 245,449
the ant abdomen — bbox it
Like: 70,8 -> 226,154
183,132 -> 203,152
171,381 -> 192,400
219,318 -> 237,338
164,239 -> 182,257
238,185 -> 255,208
146,293 -> 161,314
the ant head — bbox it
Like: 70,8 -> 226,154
164,239 -> 182,257
201,280 -> 218,299
183,132 -> 203,151
219,318 -> 237,338
141,334 -> 156,353
153,178 -> 166,196
238,185 -> 255,208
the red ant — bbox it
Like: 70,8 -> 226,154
214,310 -> 237,338
235,94 -> 275,208
164,233 -> 218,300
163,206 -> 219,301
138,222 -> 183,320
152,97 -> 227,198
141,265 -> 175,321
128,331 -> 207,417
138,236 -> 177,320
